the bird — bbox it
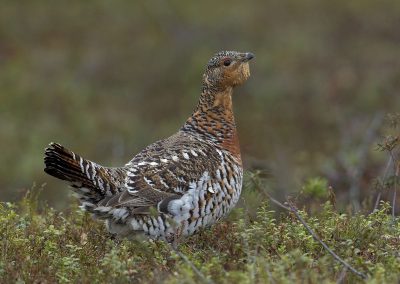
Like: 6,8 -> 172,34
44,50 -> 254,242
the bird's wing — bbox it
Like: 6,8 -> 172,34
97,133 -> 224,215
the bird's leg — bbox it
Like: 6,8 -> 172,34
172,222 -> 185,249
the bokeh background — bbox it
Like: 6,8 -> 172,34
1,0 -> 399,209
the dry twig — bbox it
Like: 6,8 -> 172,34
336,267 -> 347,284
250,176 -> 368,280
169,244 -> 214,284
390,153 -> 399,220
373,156 -> 393,212
348,113 -> 384,211
286,200 -> 368,280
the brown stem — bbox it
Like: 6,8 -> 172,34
286,200 -> 368,280
250,176 -> 368,280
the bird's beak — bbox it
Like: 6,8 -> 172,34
241,52 -> 255,62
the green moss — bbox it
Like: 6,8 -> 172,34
1,186 -> 399,283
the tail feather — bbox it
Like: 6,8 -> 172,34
44,143 -> 125,206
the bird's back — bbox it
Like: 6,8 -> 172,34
116,131 -> 243,240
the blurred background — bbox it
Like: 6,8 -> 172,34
1,0 -> 399,210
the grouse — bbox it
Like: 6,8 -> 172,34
44,51 -> 254,241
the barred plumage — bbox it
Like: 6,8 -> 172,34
44,51 -> 254,241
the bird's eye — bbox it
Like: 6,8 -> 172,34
223,59 -> 232,66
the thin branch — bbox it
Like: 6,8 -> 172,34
250,176 -> 367,280
373,191 -> 382,212
264,191 -> 291,211
373,156 -> 392,212
250,175 -> 291,211
348,112 -> 384,211
389,151 -> 399,220
286,200 -> 368,280
253,179 -> 367,279
393,180 -> 397,220
169,244 -> 214,284
336,267 -> 347,284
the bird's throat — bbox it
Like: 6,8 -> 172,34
183,87 -> 242,163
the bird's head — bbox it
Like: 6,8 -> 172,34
202,51 -> 254,92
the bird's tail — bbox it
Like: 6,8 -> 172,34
44,143 -> 125,210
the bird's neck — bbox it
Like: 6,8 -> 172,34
182,86 -> 241,163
